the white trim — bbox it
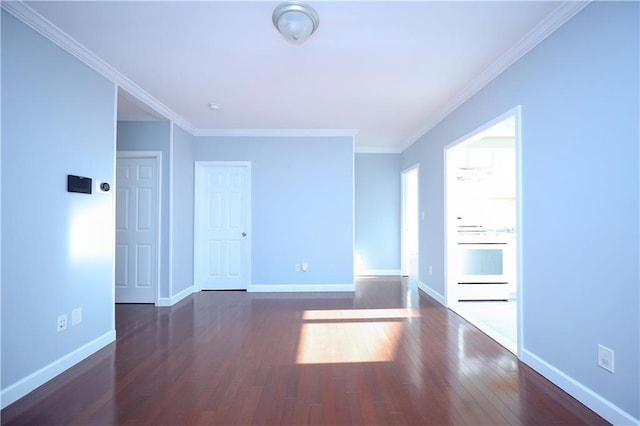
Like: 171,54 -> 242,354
195,161 -> 253,167
1,330 -> 115,409
358,269 -> 401,276
513,106 -> 524,359
399,1 -> 591,151
248,284 -> 355,293
194,161 -> 252,291
520,349 -> 639,426
168,123 -> 175,300
1,2 -> 195,134
116,151 -> 162,305
443,107 -> 522,152
110,83 -> 118,331
417,280 -> 446,306
351,137 -> 357,288
355,146 -> 403,154
157,285 -> 196,307
194,128 -> 359,138
1,0 -> 590,151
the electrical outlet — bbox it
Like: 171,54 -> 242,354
72,308 -> 82,326
295,263 -> 301,272
57,314 -> 67,332
428,265 -> 433,275
597,344 -> 615,373
301,263 -> 308,272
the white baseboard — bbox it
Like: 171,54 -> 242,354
158,285 -> 195,307
248,283 -> 355,293
1,330 -> 116,409
358,269 -> 401,276
520,348 -> 639,426
417,280 -> 446,305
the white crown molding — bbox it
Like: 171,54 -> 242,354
4,0 -> 591,147
194,128 -> 359,138
1,1 -> 196,135
399,0 -> 592,152
355,146 -> 403,154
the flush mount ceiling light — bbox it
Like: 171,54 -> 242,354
272,2 -> 319,44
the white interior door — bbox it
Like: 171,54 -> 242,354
195,162 -> 250,290
115,152 -> 160,303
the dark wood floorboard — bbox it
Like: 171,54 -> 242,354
1,277 -> 608,425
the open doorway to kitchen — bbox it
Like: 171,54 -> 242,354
445,108 -> 520,354
401,165 -> 419,284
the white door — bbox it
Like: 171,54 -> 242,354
115,153 -> 160,303
195,162 -> 250,290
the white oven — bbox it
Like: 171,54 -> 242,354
456,238 -> 513,301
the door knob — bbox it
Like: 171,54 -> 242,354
242,232 -> 247,237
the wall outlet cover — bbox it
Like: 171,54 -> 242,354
597,344 -> 615,373
72,308 -> 82,326
57,314 -> 67,332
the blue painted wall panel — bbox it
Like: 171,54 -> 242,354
402,2 -> 639,419
1,11 -> 116,390
116,121 -> 171,298
171,125 -> 195,295
195,137 -> 354,286
354,153 -> 401,272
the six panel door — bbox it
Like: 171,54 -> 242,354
115,156 -> 159,303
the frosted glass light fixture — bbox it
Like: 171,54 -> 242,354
272,2 -> 319,44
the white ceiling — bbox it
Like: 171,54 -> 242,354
24,1 -> 570,151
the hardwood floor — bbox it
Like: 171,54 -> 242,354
2,277 -> 608,425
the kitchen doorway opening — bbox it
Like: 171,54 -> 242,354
401,165 -> 419,284
444,108 -> 521,355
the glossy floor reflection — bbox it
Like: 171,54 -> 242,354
453,299 -> 518,354
1,276 -> 607,425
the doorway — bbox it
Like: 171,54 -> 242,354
445,109 -> 520,354
401,165 -> 419,284
115,151 -> 161,303
194,162 -> 251,290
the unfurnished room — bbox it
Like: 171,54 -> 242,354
1,1 -> 638,425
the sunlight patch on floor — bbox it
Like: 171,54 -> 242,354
302,308 -> 421,321
296,309 -> 419,364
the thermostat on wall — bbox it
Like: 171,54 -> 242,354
67,175 -> 92,194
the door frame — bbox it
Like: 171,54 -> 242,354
443,106 -> 522,355
115,150 -> 162,305
400,164 -> 419,278
194,161 -> 252,291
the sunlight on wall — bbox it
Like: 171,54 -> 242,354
296,309 -> 420,364
69,198 -> 113,262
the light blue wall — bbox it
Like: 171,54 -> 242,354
1,10 -> 116,398
354,153 -> 401,272
402,2 -> 639,421
171,124 -> 195,295
116,121 -> 171,298
195,136 -> 354,287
